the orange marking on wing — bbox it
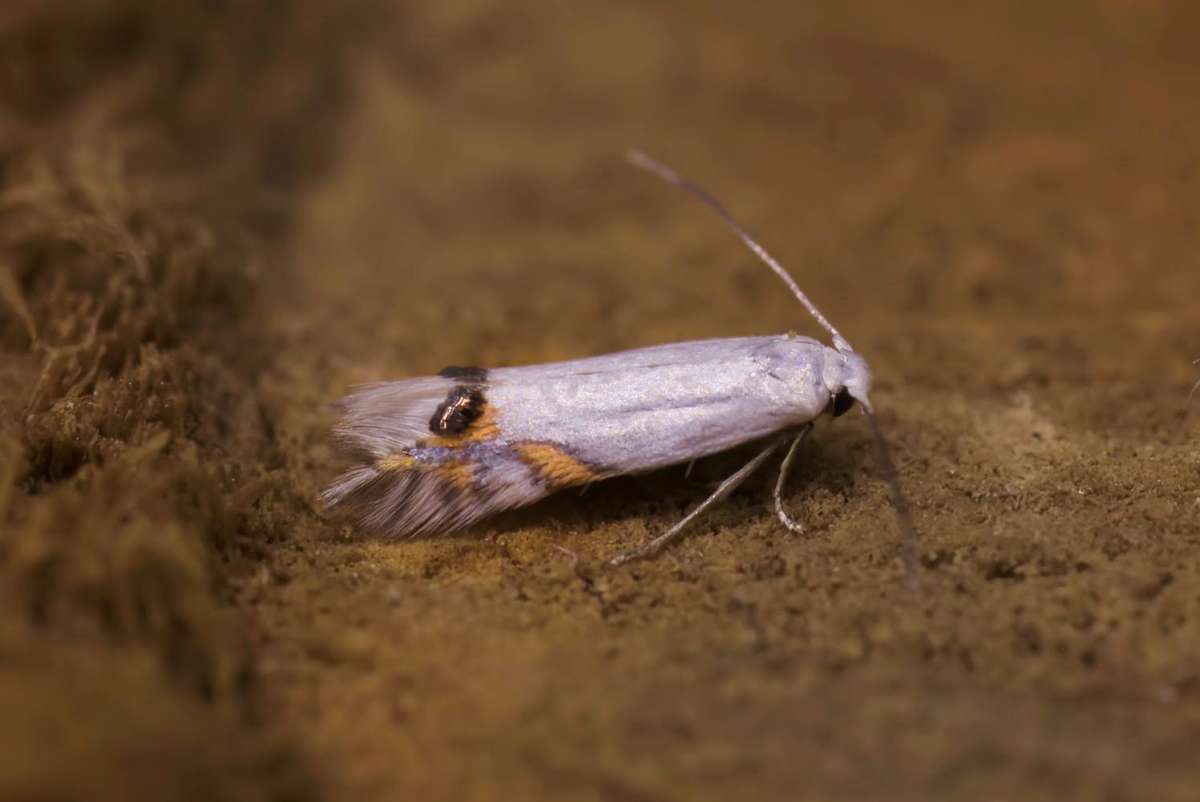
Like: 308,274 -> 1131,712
438,460 -> 477,491
377,452 -> 418,472
514,443 -> 599,488
377,452 -> 475,491
418,404 -> 500,448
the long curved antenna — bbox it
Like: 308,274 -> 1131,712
627,150 -> 854,355
628,150 -> 919,588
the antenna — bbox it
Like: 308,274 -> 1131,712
627,149 -> 854,355
629,149 -> 920,588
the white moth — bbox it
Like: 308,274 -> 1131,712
324,151 -> 918,576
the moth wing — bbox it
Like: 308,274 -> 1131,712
320,444 -> 550,538
329,377 -> 455,460
325,374 -> 557,537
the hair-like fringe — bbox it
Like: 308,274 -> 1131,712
329,378 -> 455,460
322,445 -> 552,538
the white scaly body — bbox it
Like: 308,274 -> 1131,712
489,336 -> 866,472
323,335 -> 870,541
324,151 -> 916,576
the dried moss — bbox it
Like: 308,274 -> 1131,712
0,0 -> 380,797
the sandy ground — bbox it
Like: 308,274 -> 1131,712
3,1 -> 1200,800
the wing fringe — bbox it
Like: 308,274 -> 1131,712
321,462 -> 490,537
330,378 -> 454,460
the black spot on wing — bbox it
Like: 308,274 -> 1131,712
430,386 -> 486,434
437,366 -> 488,383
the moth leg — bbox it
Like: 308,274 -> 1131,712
608,436 -> 787,567
552,544 -> 580,569
773,423 -> 813,533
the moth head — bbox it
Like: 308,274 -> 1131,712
823,349 -> 873,418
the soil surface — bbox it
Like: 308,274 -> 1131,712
2,2 -> 1199,801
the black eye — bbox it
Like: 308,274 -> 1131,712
831,388 -> 855,418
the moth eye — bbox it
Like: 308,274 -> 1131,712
831,388 -> 855,418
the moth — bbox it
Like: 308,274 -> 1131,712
324,151 -> 917,574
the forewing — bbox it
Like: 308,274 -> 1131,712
329,377 -> 456,460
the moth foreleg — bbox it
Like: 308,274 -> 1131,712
772,423 -> 813,533
607,434 -> 789,567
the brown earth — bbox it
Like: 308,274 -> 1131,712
2,1 -> 1199,800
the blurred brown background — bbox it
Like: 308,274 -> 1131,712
1,1 -> 1198,800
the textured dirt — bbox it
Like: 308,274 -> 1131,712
2,1 -> 1200,801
